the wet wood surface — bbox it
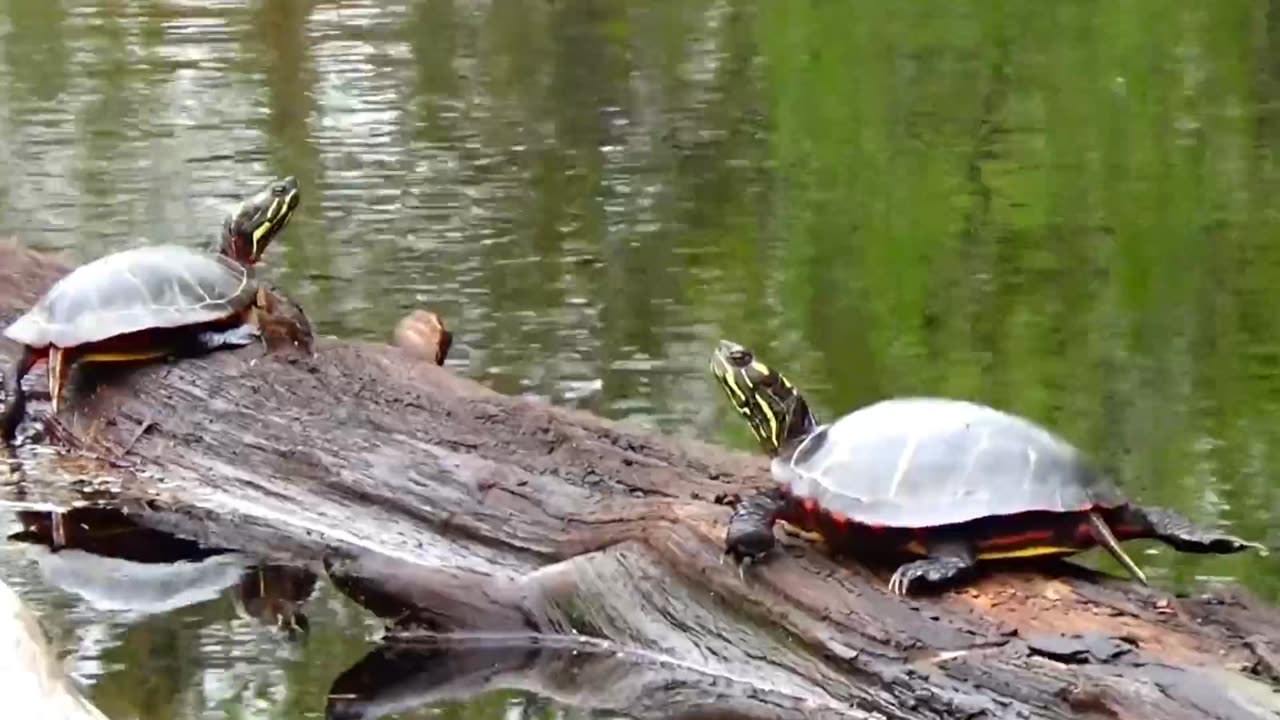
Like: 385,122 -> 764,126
1,242 -> 1278,719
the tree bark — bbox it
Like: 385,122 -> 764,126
1,242 -> 1278,720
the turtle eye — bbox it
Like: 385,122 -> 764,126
728,349 -> 751,366
271,182 -> 288,196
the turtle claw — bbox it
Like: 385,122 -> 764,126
886,555 -> 975,596
721,543 -> 765,582
713,492 -> 742,508
887,566 -> 911,596
889,564 -> 930,596
887,568 -> 920,595
724,532 -> 774,567
730,552 -> 753,582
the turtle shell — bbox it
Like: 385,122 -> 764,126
773,397 -> 1128,528
4,245 -> 256,349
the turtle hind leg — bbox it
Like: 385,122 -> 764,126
887,541 -> 976,595
195,323 -> 261,351
724,487 -> 786,567
1134,506 -> 1266,555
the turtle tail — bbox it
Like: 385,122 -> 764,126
1,346 -> 35,444
1088,511 -> 1148,585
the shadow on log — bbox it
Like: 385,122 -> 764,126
1,242 -> 1279,719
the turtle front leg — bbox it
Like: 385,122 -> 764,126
724,487 -> 786,567
1,346 -> 37,442
1132,506 -> 1266,555
887,541 -> 977,595
196,323 -> 261,350
250,286 -> 315,354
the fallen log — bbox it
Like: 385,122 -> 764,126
1,242 -> 1278,720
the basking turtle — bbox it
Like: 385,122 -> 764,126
710,340 -> 1265,594
1,176 -> 301,439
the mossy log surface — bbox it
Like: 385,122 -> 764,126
1,243 -> 1278,720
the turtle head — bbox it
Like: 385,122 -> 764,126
222,176 -> 301,265
711,340 -> 818,457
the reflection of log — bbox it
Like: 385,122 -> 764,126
328,634 -> 822,720
2,243 -> 1279,719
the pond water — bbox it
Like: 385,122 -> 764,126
1,0 -> 1279,718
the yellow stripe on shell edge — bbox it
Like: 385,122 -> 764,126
80,349 -> 171,363
976,546 -> 1078,560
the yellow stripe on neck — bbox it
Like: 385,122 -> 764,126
753,391 -> 779,447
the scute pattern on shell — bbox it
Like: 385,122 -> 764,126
3,245 -> 255,349
773,397 -> 1127,528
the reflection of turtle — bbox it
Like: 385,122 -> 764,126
235,564 -> 316,638
1,177 -> 301,438
710,340 -> 1265,594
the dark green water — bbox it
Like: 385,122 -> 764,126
1,0 -> 1279,717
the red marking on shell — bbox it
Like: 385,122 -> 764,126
802,498 -> 817,514
829,511 -> 848,525
1074,524 -> 1093,543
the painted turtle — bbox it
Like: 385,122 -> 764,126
1,176 -> 301,439
710,340 -> 1265,594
